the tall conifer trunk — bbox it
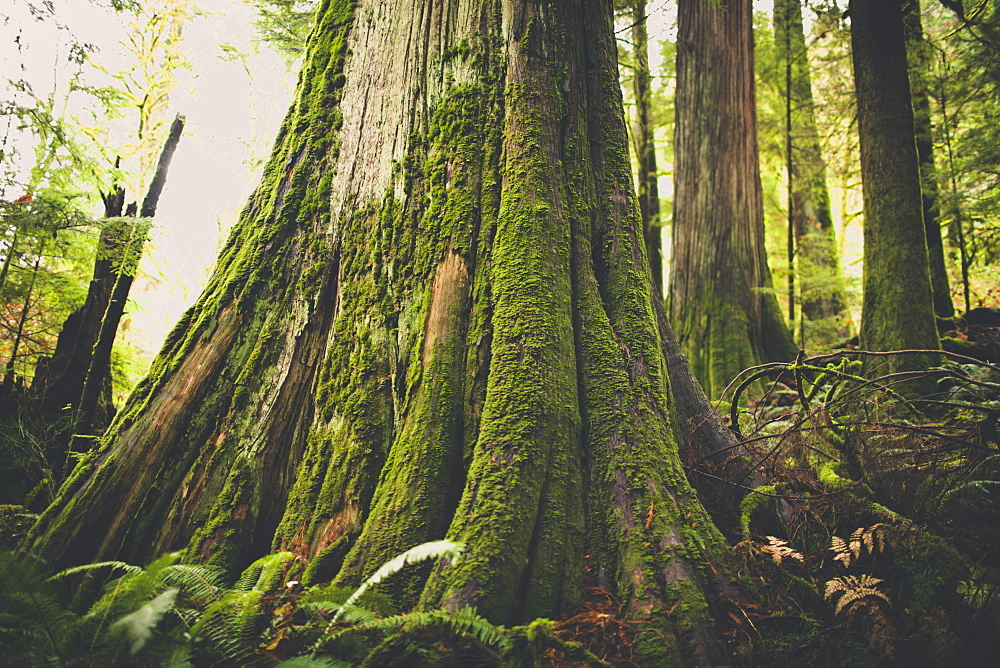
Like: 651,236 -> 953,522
671,0 -> 796,399
850,0 -> 940,367
904,0 -> 954,318
29,0 -> 738,661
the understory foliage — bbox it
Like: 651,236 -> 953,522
3,348 -> 999,665
699,349 -> 1000,664
0,540 -> 607,667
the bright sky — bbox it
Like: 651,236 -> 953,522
1,0 -> 295,362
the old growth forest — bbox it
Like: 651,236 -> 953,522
2,0 -> 1000,665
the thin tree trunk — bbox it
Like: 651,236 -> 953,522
30,2 -> 737,662
904,0 -> 954,318
851,0 -> 940,371
774,0 -> 846,323
631,0 -> 662,293
74,114 -> 185,444
1,237 -> 47,403
0,227 -> 19,297
32,188 -> 125,431
671,0 -> 797,399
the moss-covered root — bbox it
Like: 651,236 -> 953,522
417,0 -> 585,623
420,0 -> 737,662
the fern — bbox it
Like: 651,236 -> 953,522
48,559 -> 142,582
315,605 -> 509,655
298,583 -> 396,620
234,550 -> 295,593
276,657 -> 352,667
161,563 -> 226,601
830,524 -> 891,568
109,587 -> 178,654
759,536 -> 804,565
0,550 -> 208,665
331,539 -> 464,625
824,574 -> 890,616
182,554 -> 298,665
0,551 -> 77,662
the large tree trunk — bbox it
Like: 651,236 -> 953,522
904,0 -> 954,318
774,0 -> 846,323
670,0 -> 797,399
29,1 -> 738,662
851,0 -> 940,367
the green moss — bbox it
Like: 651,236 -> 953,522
740,484 -> 779,541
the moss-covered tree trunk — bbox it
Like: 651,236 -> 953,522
29,0 -> 739,662
904,0 -> 954,319
670,0 -> 797,399
850,0 -> 940,366
774,0 -> 846,323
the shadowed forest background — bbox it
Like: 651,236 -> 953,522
1,0 -> 999,665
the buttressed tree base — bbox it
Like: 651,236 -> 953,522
30,0 -> 738,661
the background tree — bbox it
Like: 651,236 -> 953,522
670,0 -> 796,398
850,0 -> 939,367
626,0 -> 664,292
0,0 -> 190,505
28,0 -> 743,662
932,1 -> 1000,311
770,0 -> 847,332
905,0 -> 953,318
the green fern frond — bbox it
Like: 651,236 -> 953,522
316,605 -> 508,654
48,560 -> 142,582
108,587 -> 178,654
234,551 -> 295,593
161,563 -> 226,602
0,551 -> 77,660
301,601 -> 378,625
332,540 -> 464,624
299,584 -> 396,618
184,588 -> 266,665
940,479 -> 1000,507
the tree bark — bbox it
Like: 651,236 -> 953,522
29,1 -> 737,662
904,0 -> 954,318
774,0 -> 846,323
671,0 -> 797,399
851,0 -> 940,370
